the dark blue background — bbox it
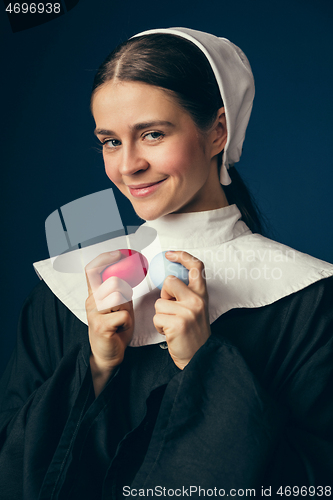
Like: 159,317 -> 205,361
1,0 -> 332,375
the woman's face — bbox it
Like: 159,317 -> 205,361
92,80 -> 227,220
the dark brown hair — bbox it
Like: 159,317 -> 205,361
92,33 -> 266,234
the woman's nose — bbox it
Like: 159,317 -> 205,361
118,145 -> 149,176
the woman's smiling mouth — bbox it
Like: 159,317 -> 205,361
127,178 -> 167,198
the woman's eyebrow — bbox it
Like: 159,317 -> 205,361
94,121 -> 174,136
131,120 -> 174,131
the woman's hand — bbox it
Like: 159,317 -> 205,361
85,251 -> 134,396
153,251 -> 211,370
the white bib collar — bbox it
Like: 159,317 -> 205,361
144,205 -> 245,248
33,205 -> 333,347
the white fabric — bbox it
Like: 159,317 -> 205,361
33,204 -> 333,347
132,27 -> 255,185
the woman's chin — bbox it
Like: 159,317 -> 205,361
134,209 -> 165,221
132,203 -> 170,221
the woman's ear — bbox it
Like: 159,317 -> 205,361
210,107 -> 227,158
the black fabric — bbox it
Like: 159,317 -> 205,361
0,277 -> 332,499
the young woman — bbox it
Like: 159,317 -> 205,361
0,28 -> 332,499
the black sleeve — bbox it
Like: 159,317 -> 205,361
0,281 -> 93,499
129,278 -> 333,494
129,335 -> 287,493
262,277 -> 333,489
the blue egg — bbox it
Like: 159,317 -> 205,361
149,251 -> 189,290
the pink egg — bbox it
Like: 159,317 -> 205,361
101,249 -> 148,288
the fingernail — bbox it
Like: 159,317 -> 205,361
110,250 -> 121,256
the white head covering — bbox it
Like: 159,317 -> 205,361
132,27 -> 255,185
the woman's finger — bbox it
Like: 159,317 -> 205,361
94,275 -> 133,303
97,292 -> 131,313
154,297 -> 185,315
160,275 -> 190,302
85,250 -> 122,294
153,312 -> 185,336
94,308 -> 133,334
165,251 -> 206,296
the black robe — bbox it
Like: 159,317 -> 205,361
0,277 -> 332,499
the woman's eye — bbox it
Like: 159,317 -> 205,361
102,139 -> 121,149
144,131 -> 164,141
